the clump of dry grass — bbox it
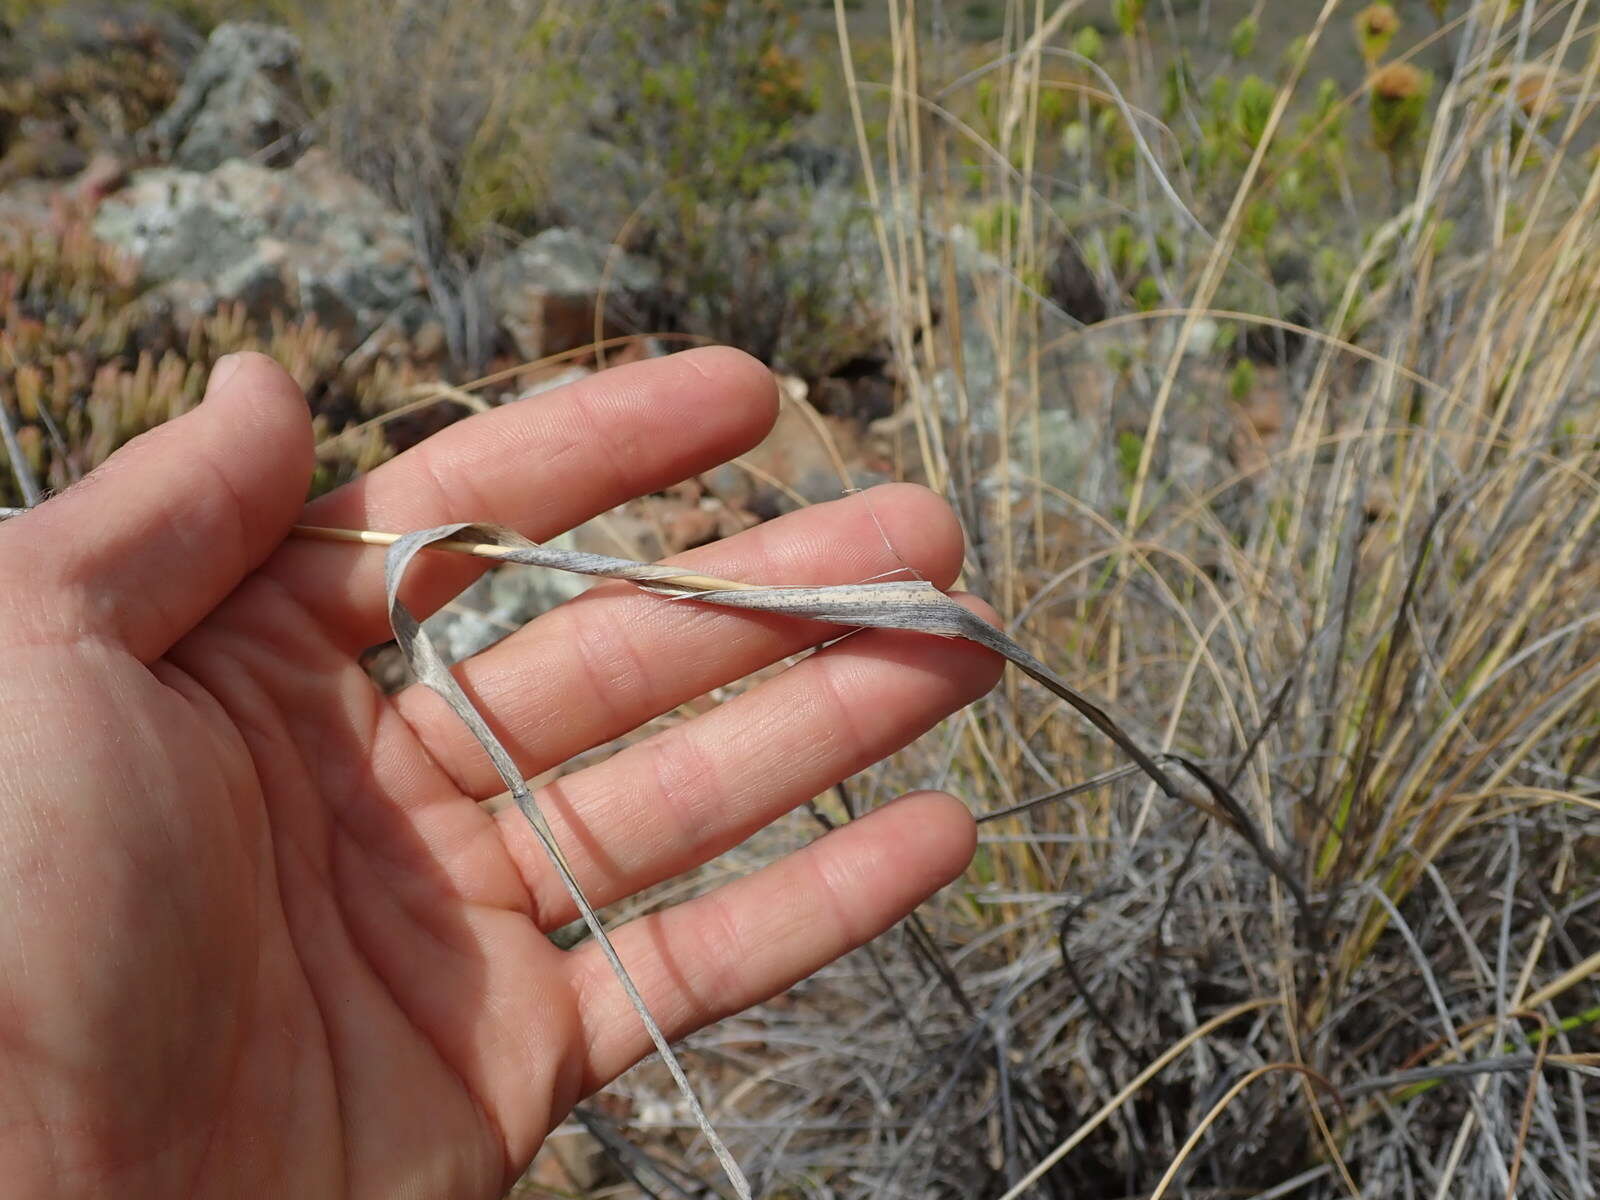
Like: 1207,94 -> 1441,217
591,3 -> 1599,1197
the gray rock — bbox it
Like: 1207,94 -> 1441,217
145,22 -> 307,170
484,228 -> 659,361
937,225 -> 1010,427
873,208 -> 1112,432
94,149 -> 424,337
1167,437 -> 1222,495
1020,408 -> 1098,491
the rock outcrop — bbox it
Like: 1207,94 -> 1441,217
484,227 -> 659,361
94,149 -> 425,338
144,22 -> 308,170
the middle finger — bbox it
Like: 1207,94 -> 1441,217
391,482 -> 966,798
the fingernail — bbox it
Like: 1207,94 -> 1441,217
204,354 -> 245,401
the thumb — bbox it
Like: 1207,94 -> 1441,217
0,353 -> 313,661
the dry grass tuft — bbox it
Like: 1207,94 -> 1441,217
613,3 -> 1600,1196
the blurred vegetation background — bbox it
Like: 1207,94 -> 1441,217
2,1 -> 1599,1197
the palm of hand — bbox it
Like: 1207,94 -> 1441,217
0,351 -> 996,1198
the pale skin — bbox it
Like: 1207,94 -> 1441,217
0,349 -> 1001,1197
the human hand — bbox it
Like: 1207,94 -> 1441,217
0,349 -> 1000,1197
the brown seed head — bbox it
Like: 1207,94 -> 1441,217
1357,3 -> 1401,38
1373,61 -> 1427,102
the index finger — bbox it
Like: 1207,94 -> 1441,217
262,347 -> 780,650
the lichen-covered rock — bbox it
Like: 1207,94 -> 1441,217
93,149 -> 425,339
144,22 -> 307,171
484,227 -> 659,362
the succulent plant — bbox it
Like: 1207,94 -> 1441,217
1113,0 -> 1146,38
1355,4 -> 1401,67
1230,17 -> 1259,60
1072,25 -> 1104,65
1370,61 -> 1433,163
0,223 -> 404,507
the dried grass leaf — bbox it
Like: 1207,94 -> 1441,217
383,523 -> 753,1199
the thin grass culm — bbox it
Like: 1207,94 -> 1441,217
378,524 -> 755,1200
